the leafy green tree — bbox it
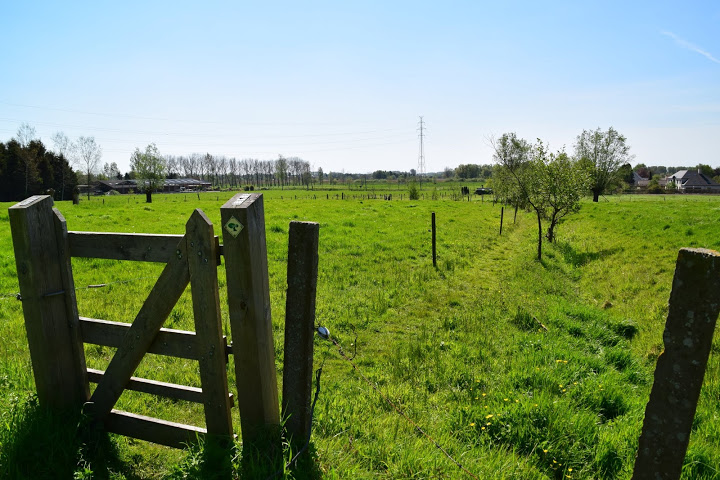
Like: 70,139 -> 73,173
491,133 -> 547,259
539,147 -> 590,242
493,134 -> 589,260
574,127 -> 632,202
130,143 -> 166,203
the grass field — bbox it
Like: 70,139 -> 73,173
1,187 -> 720,479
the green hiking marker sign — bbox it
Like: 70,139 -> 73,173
224,216 -> 244,238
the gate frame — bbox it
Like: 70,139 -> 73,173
9,193 -> 292,449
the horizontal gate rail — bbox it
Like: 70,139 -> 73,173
79,317 -> 231,361
105,409 -> 206,449
68,231 -> 221,264
86,368 -> 234,406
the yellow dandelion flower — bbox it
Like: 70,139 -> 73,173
482,393 -> 486,397
558,384 -> 563,388
568,468 -> 573,472
486,414 -> 494,419
543,449 -> 548,453
481,426 -> 485,430
470,422 -> 475,427
515,399 -> 519,403
504,398 -> 509,402
562,389 -> 567,393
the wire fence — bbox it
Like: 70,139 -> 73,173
0,275 -> 158,303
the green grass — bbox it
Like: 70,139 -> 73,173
1,190 -> 720,478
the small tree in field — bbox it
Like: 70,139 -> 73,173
408,180 -> 420,200
535,143 -> 589,242
131,143 -> 166,203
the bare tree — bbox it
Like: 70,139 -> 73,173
76,136 -> 102,200
228,157 -> 238,187
15,123 -> 38,196
51,131 -> 75,200
165,155 -> 179,178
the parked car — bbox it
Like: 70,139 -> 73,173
475,187 -> 493,195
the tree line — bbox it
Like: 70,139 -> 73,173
0,124 -> 77,202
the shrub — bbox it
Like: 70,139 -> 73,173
408,181 -> 420,200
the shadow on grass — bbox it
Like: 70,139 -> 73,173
0,394 -> 139,480
166,433 -> 322,479
234,439 -> 323,480
554,241 -> 623,268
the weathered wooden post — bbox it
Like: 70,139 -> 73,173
186,210 -> 234,439
499,207 -> 504,235
282,221 -> 320,446
632,248 -> 720,480
431,212 -> 437,268
220,193 -> 280,445
8,195 -> 89,410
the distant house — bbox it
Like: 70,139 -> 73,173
632,171 -> 650,187
96,178 -> 212,194
665,169 -> 720,193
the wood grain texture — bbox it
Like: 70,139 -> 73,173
282,221 -> 319,445
186,209 -> 233,437
88,236 -> 190,421
8,195 -> 88,409
104,409 -> 205,449
68,231 -> 221,264
79,317 -> 224,361
87,368 -> 204,403
68,232 -> 185,262
221,193 -> 280,443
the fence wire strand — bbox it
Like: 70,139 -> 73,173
0,275 -> 157,302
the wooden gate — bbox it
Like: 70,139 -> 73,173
9,193 -> 282,448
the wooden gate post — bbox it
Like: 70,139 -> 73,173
221,193 -> 280,444
9,195 -> 89,410
186,209 -> 234,438
632,248 -> 720,479
282,221 -> 319,445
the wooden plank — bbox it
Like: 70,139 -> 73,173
632,248 -> 720,480
68,232 -> 185,262
87,368 -> 234,406
104,409 -> 205,449
221,193 -> 280,444
68,231 -> 221,264
282,221 -> 320,445
87,368 -> 203,403
8,196 -> 88,409
88,236 -> 190,421
80,317 -> 200,360
186,209 -> 233,437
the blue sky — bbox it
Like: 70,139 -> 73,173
1,1 -> 718,174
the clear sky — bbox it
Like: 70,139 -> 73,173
1,1 -> 718,175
